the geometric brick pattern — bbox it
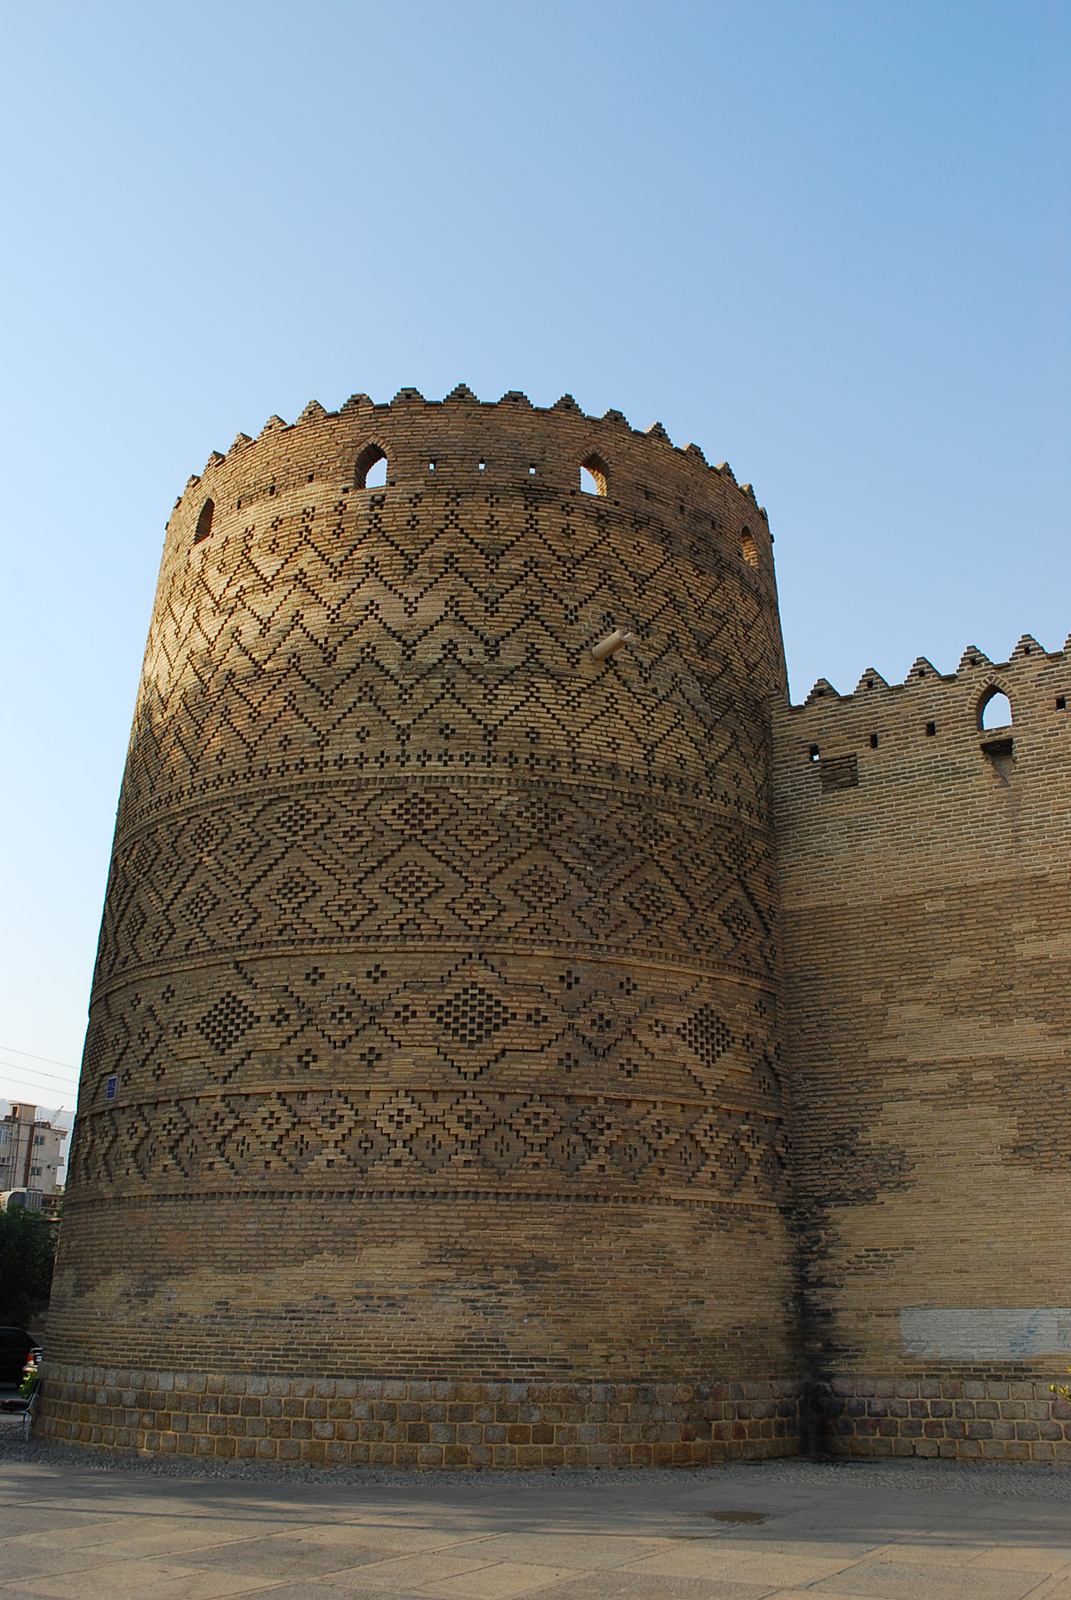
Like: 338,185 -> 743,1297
95,781 -> 780,983
114,482 -> 777,836
70,957 -> 785,1197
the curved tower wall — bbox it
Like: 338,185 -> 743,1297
40,388 -> 798,1467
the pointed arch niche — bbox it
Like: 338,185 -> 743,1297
979,687 -> 1013,731
580,453 -> 608,496
193,499 -> 214,543
354,444 -> 388,489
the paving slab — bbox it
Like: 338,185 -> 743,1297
3,1423 -> 1071,1599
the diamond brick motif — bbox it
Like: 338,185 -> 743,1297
679,1005 -> 733,1071
434,983 -> 510,1047
196,993 -> 256,1054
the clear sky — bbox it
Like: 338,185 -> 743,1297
2,0 -> 1068,1112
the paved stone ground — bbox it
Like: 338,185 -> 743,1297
3,1415 -> 1071,1598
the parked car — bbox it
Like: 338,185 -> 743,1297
0,1327 -> 39,1386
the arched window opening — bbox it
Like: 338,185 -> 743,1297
354,444 -> 387,489
194,498 -> 214,544
980,689 -> 1013,730
581,454 -> 608,496
741,528 -> 759,569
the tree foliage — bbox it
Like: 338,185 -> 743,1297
0,1207 -> 57,1325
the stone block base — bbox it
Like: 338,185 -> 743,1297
35,1363 -> 802,1468
814,1375 -> 1071,1463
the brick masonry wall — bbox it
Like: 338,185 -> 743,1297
41,387 -> 801,1463
774,643 -> 1071,1460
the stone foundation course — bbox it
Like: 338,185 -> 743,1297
37,1363 -> 801,1468
816,1376 -> 1071,1463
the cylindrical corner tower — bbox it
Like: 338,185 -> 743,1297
41,387 -> 799,1466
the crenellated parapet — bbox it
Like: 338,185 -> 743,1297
164,385 -> 775,610
174,384 -> 767,514
776,634 -> 1070,799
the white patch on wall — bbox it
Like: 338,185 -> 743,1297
901,1308 -> 1071,1360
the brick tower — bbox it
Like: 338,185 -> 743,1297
40,387 -> 799,1466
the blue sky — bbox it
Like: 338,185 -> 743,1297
1,0 -> 1067,1110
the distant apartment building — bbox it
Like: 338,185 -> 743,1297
0,1105 -> 67,1199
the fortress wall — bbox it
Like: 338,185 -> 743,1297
772,642 -> 1071,1461
40,389 -> 801,1467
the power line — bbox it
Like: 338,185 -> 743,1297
0,1057 -> 79,1088
0,1043 -> 78,1071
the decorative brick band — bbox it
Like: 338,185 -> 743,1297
814,1376 -> 1071,1463
36,1363 -> 801,1468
